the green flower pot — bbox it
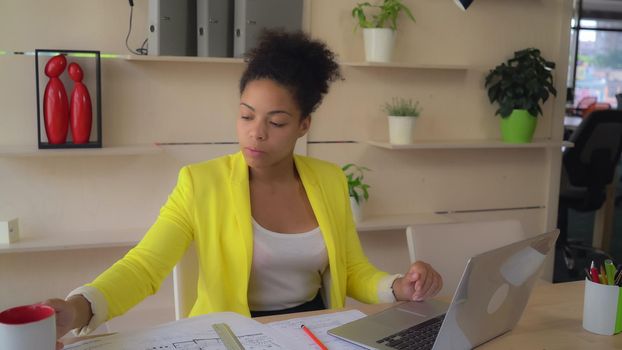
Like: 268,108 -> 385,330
500,109 -> 537,143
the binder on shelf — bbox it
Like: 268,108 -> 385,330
233,0 -> 303,58
197,0 -> 233,57
148,0 -> 198,56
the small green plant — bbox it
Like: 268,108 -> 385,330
342,163 -> 371,205
383,98 -> 422,117
485,48 -> 557,118
352,0 -> 415,31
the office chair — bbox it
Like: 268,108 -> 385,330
556,109 -> 622,275
616,93 -> 622,110
406,220 -> 525,298
172,243 -> 198,320
581,102 -> 611,119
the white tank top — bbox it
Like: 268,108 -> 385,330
248,218 -> 328,311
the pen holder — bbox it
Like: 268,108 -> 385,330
583,278 -> 622,335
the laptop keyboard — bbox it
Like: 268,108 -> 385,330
375,315 -> 445,350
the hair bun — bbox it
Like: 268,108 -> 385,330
240,29 -> 343,117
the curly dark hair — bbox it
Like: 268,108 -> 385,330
239,30 -> 343,118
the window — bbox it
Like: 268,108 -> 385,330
569,0 -> 622,108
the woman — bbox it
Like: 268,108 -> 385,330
45,30 -> 442,346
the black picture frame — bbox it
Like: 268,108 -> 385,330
35,49 -> 102,149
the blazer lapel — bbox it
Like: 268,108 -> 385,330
229,152 -> 253,283
294,155 -> 342,304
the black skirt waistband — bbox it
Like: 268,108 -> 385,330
250,291 -> 326,318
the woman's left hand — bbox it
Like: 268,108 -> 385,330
392,261 -> 443,302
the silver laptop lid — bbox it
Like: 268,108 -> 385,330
432,229 -> 559,350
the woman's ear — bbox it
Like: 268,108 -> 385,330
298,116 -> 311,137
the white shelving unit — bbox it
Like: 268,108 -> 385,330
0,145 -> 162,157
0,54 -> 556,254
0,213 -> 451,254
367,139 -> 573,150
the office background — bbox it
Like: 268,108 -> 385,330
0,0 -> 570,331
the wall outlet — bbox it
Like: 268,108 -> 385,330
0,218 -> 19,244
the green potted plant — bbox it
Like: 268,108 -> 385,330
351,0 -> 415,62
484,48 -> 557,143
342,163 -> 371,222
383,97 -> 422,144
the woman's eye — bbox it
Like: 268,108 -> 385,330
270,122 -> 285,127
240,115 -> 252,120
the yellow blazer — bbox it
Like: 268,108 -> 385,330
87,152 -> 388,319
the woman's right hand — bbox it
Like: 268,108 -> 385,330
43,295 -> 92,350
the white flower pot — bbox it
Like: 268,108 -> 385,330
363,28 -> 396,63
388,115 -> 417,144
350,196 -> 364,223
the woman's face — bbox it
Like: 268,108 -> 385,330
237,79 -> 310,170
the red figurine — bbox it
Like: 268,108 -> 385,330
43,55 -> 69,144
68,63 -> 92,144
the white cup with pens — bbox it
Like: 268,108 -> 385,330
582,260 -> 622,335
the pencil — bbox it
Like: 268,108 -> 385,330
600,265 -> 608,285
301,324 -> 328,350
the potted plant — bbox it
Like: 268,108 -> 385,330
351,0 -> 415,62
383,97 -> 422,144
342,163 -> 371,222
485,48 -> 557,143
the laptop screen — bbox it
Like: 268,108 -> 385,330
328,230 -> 559,350
431,230 -> 559,349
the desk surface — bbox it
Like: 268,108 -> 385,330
257,281 -> 619,349
66,281 -> 619,349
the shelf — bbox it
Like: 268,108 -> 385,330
123,54 -> 245,64
0,145 -> 162,157
356,213 -> 453,232
341,61 -> 469,70
122,54 -> 468,70
367,139 -> 573,150
0,213 -> 450,254
0,228 -> 146,254
7,52 -> 469,70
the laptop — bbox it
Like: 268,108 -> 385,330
328,229 -> 559,350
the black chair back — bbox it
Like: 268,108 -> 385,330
562,109 -> 622,210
